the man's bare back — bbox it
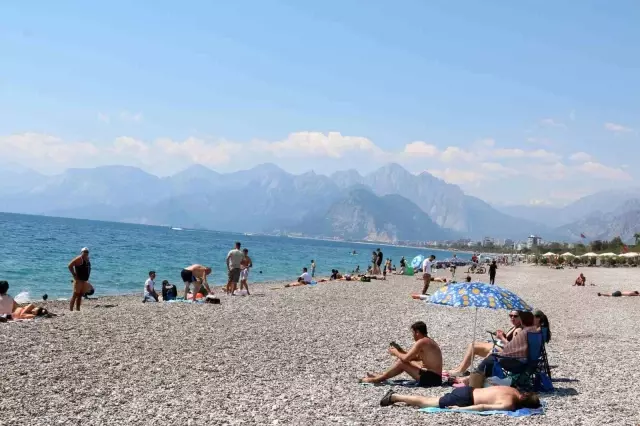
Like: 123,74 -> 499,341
413,337 -> 443,374
186,264 -> 207,278
471,386 -> 519,410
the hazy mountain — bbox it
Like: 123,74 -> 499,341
557,199 -> 640,242
330,163 -> 551,239
295,188 -> 454,243
0,162 -> 563,240
0,163 -> 46,196
500,188 -> 640,228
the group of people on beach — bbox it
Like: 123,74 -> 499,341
63,242 -> 256,310
361,309 -> 552,412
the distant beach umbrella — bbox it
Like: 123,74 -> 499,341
542,252 -> 557,257
598,252 -> 617,257
581,252 -> 598,257
561,252 -> 576,257
411,255 -> 425,269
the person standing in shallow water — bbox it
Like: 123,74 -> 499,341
489,260 -> 497,285
68,247 -> 91,311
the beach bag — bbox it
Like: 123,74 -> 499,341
360,276 -> 371,282
534,372 -> 554,392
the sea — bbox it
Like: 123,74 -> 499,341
0,212 -> 469,300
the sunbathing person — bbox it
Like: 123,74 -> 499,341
360,321 -> 443,387
13,305 -> 53,320
598,290 -> 639,297
285,267 -> 313,287
574,273 -> 586,286
447,310 -> 523,377
379,385 -> 541,412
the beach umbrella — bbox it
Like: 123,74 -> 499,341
581,252 -> 597,257
542,252 -> 557,257
599,252 -> 617,257
425,282 -> 533,368
411,255 -> 425,269
561,252 -> 576,257
622,252 -> 639,258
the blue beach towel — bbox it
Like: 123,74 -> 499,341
419,401 -> 546,417
165,298 -> 204,304
360,379 -> 419,387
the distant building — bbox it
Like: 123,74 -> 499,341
527,235 -> 543,249
515,242 -> 525,251
483,237 -> 494,247
504,239 -> 514,248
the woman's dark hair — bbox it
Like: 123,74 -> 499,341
535,311 -> 552,343
0,280 -> 8,295
411,321 -> 428,336
518,311 -> 535,327
516,392 -> 541,409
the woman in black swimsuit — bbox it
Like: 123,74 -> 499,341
68,247 -> 92,311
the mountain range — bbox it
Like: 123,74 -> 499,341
0,162 -> 638,243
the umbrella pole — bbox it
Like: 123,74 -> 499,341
470,307 -> 478,370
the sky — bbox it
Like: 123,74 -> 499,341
1,1 -> 638,206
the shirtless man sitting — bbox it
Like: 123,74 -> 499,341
360,321 -> 443,388
379,385 -> 541,412
574,273 -> 586,286
181,264 -> 213,301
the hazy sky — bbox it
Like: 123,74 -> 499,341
1,1 -> 638,205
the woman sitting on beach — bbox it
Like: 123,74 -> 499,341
0,281 -> 54,321
447,310 -> 523,377
0,280 -> 16,320
574,273 -> 586,286
597,290 -> 639,297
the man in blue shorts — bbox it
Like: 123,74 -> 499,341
379,385 -> 540,412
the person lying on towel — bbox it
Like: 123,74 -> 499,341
379,385 -> 541,412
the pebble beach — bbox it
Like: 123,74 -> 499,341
2,264 -> 640,425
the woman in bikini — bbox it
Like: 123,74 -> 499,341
447,310 -> 523,377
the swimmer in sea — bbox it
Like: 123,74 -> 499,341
239,248 -> 253,295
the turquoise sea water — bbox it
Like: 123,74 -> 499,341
0,212 -> 468,299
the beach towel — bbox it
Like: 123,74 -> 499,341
419,401 -> 546,417
166,298 -> 204,304
360,379 -> 419,387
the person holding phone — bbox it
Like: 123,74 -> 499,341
360,321 -> 443,387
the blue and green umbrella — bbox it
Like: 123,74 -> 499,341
429,281 -> 533,311
424,281 -> 533,368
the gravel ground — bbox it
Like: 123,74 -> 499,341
2,265 -> 640,425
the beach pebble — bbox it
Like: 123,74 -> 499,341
2,267 -> 640,425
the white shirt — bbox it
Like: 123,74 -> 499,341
422,259 -> 433,274
0,294 -> 14,316
144,278 -> 155,296
300,272 -> 312,283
